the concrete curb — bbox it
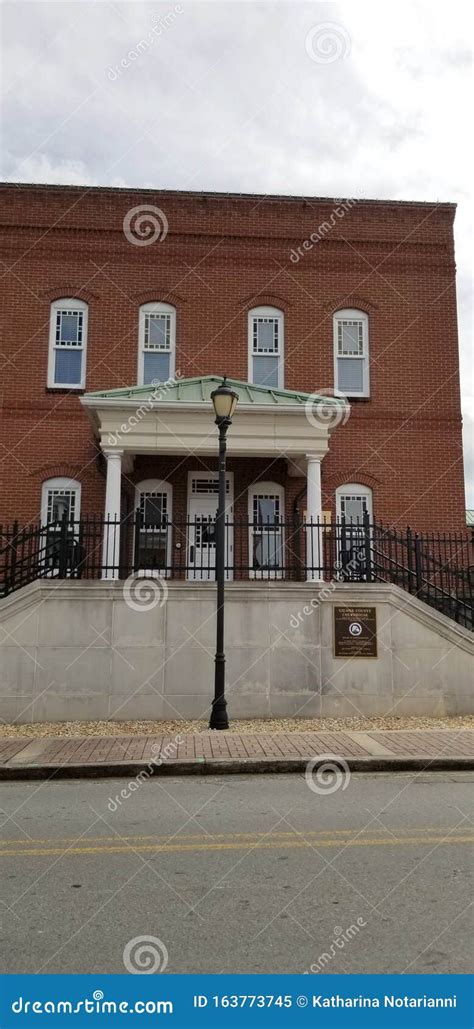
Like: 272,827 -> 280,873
1,755 -> 473,780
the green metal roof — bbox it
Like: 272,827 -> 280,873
83,376 -> 340,408
466,510 -> 474,527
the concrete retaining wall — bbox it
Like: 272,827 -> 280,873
0,580 -> 472,722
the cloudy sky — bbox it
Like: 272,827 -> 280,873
2,0 -> 473,503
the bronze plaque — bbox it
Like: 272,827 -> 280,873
334,606 -> 377,658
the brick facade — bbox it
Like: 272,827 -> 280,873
0,183 -> 466,531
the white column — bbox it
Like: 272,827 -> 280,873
306,455 -> 323,582
102,449 -> 123,579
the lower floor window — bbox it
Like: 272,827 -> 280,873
40,477 -> 81,573
249,483 -> 285,576
136,480 -> 171,571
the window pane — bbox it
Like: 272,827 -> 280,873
337,357 -> 364,393
254,319 -> 278,352
256,497 -> 277,523
46,489 -> 78,523
143,351 -> 170,384
253,532 -> 282,568
57,311 -> 82,345
252,355 -> 279,387
146,315 -> 169,349
142,495 -> 166,527
54,349 -> 82,384
138,534 -> 167,569
338,321 -> 363,356
343,497 -> 366,521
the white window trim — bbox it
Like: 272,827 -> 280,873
336,483 -> 373,522
138,302 -> 176,386
41,477 -> 82,525
135,479 -> 173,573
333,308 -> 370,398
248,306 -> 284,389
47,298 -> 88,390
248,481 -> 285,580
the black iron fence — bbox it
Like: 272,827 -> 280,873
0,512 -> 472,627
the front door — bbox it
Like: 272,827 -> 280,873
336,487 -> 373,580
187,473 -> 233,581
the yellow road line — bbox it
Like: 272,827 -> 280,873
0,825 -> 454,847
0,835 -> 472,859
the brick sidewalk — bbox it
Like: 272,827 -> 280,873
0,729 -> 473,778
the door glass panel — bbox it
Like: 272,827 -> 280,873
343,497 -> 365,522
252,494 -> 283,571
138,491 -> 169,569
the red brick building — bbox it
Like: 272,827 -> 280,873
0,183 -> 467,583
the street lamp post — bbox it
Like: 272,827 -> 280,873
209,377 -> 239,730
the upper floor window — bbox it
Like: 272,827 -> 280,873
248,306 -> 284,388
48,299 -> 88,389
333,309 -> 369,397
138,302 -> 176,385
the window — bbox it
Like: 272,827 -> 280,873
335,484 -> 373,580
333,309 -> 369,397
138,303 -> 176,385
248,482 -> 285,578
248,306 -> 284,388
41,477 -> 81,525
41,478 -> 81,574
135,479 -> 172,573
336,484 -> 373,523
48,299 -> 88,388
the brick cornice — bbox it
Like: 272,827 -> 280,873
238,291 -> 293,309
322,295 -> 378,314
28,462 -> 96,481
324,469 -> 382,489
39,284 -> 101,302
130,289 -> 186,306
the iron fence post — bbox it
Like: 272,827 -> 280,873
363,511 -> 372,581
58,512 -> 69,579
8,521 -> 19,596
414,534 -> 423,596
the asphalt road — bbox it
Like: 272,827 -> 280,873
0,772 -> 472,974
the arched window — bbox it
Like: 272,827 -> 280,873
335,484 -> 373,580
41,477 -> 81,524
333,308 -> 369,397
40,477 -> 81,575
336,483 -> 373,522
48,298 -> 88,388
135,479 -> 172,573
248,481 -> 285,578
138,302 -> 176,386
248,306 -> 284,388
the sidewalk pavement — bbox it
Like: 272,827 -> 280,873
0,729 -> 473,779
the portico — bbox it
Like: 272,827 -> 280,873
80,376 -> 347,583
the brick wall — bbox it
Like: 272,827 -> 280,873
0,183 -> 466,531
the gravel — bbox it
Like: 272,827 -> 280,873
1,715 -> 473,738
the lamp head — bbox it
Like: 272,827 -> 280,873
211,376 -> 239,424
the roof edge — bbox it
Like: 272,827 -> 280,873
0,181 -> 457,210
